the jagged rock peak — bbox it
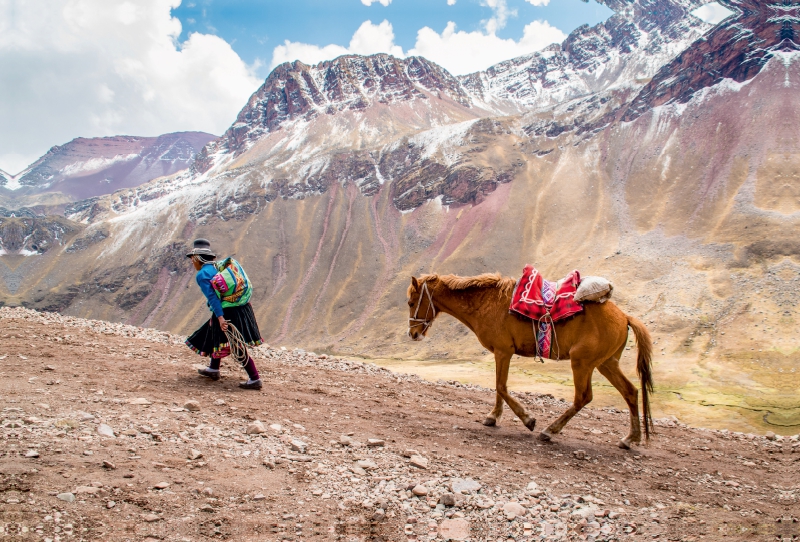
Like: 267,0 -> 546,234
459,0 -> 711,113
623,0 -> 800,120
199,54 -> 472,164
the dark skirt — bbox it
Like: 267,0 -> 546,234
185,303 -> 263,357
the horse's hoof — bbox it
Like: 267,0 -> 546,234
618,439 -> 631,450
524,418 -> 537,432
482,417 -> 497,427
538,430 -> 552,442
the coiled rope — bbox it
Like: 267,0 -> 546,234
224,322 -> 250,369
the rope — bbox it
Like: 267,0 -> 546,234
223,322 -> 250,369
533,312 -> 559,363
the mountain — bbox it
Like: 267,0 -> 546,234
192,54 -> 482,175
460,0 -> 710,114
1,0 -> 797,431
623,0 -> 798,120
1,132 -> 216,204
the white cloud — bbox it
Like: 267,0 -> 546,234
271,16 -> 566,77
361,0 -> 392,6
525,0 -> 550,5
0,0 -> 261,174
691,2 -> 734,25
271,20 -> 403,69
447,0 -> 457,5
482,0 -> 516,34
409,20 -> 566,75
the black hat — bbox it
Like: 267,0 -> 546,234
186,238 -> 216,259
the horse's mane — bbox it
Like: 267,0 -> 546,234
416,272 -> 516,298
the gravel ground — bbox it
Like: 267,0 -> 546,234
1,307 -> 798,541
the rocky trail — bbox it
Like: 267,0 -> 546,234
1,307 -> 798,541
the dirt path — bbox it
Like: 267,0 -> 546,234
1,307 -> 797,541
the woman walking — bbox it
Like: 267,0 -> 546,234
184,238 -> 264,390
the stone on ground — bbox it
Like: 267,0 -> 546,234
246,421 -> 266,434
451,478 -> 481,493
409,455 -> 428,469
97,424 -> 116,438
439,518 -> 470,540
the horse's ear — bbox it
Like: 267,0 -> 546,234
411,276 -> 419,290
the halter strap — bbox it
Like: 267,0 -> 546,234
408,281 -> 436,334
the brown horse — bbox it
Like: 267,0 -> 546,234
407,273 -> 654,448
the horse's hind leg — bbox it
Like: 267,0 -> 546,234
597,350 -> 641,449
484,349 -> 537,431
539,357 -> 593,441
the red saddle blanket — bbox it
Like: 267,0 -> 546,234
510,265 -> 584,322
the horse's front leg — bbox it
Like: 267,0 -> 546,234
483,392 -> 504,427
485,349 -> 537,431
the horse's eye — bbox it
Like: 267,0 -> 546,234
408,300 -> 414,307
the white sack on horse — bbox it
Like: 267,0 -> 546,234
575,276 -> 613,303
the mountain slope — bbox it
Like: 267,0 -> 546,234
2,132 -> 216,203
459,0 -> 710,114
193,54 -> 480,175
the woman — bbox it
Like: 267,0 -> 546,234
184,238 -> 263,390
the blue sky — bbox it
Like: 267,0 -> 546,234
172,0 -> 614,78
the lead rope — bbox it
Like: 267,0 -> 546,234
224,323 -> 250,369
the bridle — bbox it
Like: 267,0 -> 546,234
408,280 -> 436,335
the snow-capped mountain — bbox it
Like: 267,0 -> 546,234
193,54 -> 480,173
623,0 -> 799,120
460,0 -> 711,114
3,132 -> 216,201
195,0 -> 712,176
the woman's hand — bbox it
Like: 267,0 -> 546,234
218,316 -> 229,332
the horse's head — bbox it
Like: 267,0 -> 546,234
407,276 -> 437,341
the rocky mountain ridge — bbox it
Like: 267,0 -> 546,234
1,132 -> 216,207
195,0 -> 712,179
623,0 -> 800,121
459,0 -> 711,114
192,54 -> 480,174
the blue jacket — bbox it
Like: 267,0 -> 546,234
196,262 -> 224,317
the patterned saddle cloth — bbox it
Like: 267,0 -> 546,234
509,265 -> 584,358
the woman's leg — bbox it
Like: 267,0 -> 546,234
242,356 -> 259,381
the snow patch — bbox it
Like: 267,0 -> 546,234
60,154 -> 140,177
4,173 -> 23,191
691,3 -> 735,26
408,119 -> 478,164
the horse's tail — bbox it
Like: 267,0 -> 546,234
627,315 -> 654,440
